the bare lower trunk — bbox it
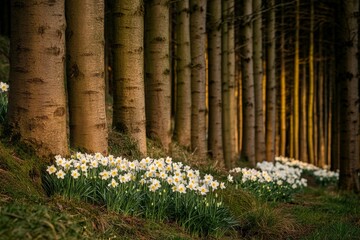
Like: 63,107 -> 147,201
8,0 -> 68,157
67,0 -> 108,154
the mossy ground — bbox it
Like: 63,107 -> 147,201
0,132 -> 359,239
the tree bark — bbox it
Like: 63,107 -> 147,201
308,0 -> 315,164
145,0 -> 172,151
293,0 -> 300,160
67,0 -> 108,154
190,0 -> 207,159
208,0 -> 223,163
8,0 -> 69,157
174,0 -> 191,148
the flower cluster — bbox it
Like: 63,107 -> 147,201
228,161 -> 307,202
45,152 -> 235,236
274,156 -> 339,186
0,81 -> 8,123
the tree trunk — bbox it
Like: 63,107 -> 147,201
300,63 -> 308,162
339,0 -> 360,192
265,0 -> 276,162
112,0 -> 147,155
317,26 -> 325,167
253,0 -> 265,163
174,0 -> 191,148
308,0 -> 315,164
241,0 -> 255,166
208,0 -> 223,163
8,0 -> 68,157
66,0 -> 108,154
293,0 -> 300,160
190,0 -> 207,159
145,0 -> 172,151
280,0 -> 286,157
228,0 -> 237,166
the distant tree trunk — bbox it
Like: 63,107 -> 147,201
308,0 -> 315,164
280,0 -> 286,157
190,0 -> 207,159
339,0 -> 360,192
221,0 -> 231,167
112,0 -> 147,155
265,0 -> 276,162
300,63 -> 308,162
145,0 -> 172,151
313,75 -> 318,165
174,0 -> 191,148
208,0 -> 223,163
253,0 -> 265,163
66,0 -> 108,154
241,0 -> 255,166
293,0 -> 300,160
228,0 -> 238,166
8,0 -> 69,157
317,26 -> 325,167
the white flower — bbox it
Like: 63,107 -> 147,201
46,165 -> 57,174
198,185 -> 209,195
177,184 -> 186,194
90,160 -> 99,168
220,182 -> 226,189
80,164 -> 88,172
227,175 -> 234,183
71,170 -> 80,179
210,180 -> 219,190
109,179 -> 119,188
56,170 -> 65,179
110,168 -> 118,177
99,170 -> 110,180
0,82 -> 9,92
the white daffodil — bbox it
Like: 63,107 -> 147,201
71,169 -> 80,179
46,165 -> 57,175
56,170 -> 65,179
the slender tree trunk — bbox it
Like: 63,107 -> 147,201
317,26 -> 325,167
145,0 -> 172,151
241,0 -> 255,166
293,0 -> 300,160
300,63 -> 308,162
208,0 -> 223,163
314,75 -> 318,165
112,0 -> 147,155
190,0 -> 207,159
308,0 -> 315,164
253,0 -> 265,163
280,0 -> 286,157
339,0 -> 360,192
221,0 -> 231,167
8,0 -> 68,157
174,0 -> 191,148
228,0 -> 237,166
67,0 -> 108,154
265,0 -> 276,162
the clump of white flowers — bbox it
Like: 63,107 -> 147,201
228,161 -> 307,202
275,156 -> 339,186
45,152 -> 235,236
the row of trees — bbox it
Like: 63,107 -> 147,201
3,0 -> 359,191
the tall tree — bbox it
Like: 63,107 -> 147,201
338,0 -> 360,191
265,0 -> 276,162
293,0 -> 300,160
113,0 -> 147,154
221,0 -> 232,167
174,0 -> 191,148
8,0 -> 68,156
241,0 -> 255,166
66,0 -> 108,154
253,0 -> 265,163
145,0 -> 172,151
280,0 -> 286,157
208,0 -> 223,162
190,0 -> 207,159
308,0 -> 315,164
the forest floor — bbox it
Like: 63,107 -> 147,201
0,132 -> 359,240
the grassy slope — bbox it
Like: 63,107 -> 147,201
0,134 -> 360,240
